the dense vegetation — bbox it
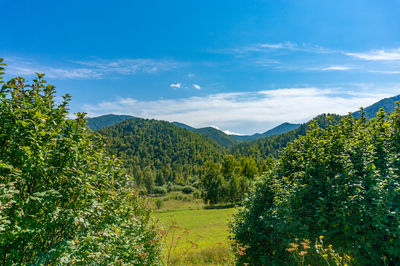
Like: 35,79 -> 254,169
231,108 -> 400,265
97,118 -> 277,203
98,118 -> 226,190
0,60 -> 162,265
172,122 -> 238,147
230,114 -> 342,159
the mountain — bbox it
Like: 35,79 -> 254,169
173,121 -> 301,146
230,122 -> 301,142
260,122 -> 302,137
98,118 -> 225,186
86,114 -> 136,130
172,121 -> 196,131
231,114 -> 342,159
173,122 -> 238,146
352,94 -> 400,119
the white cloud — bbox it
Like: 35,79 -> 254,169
193,84 -> 201,90
321,66 -> 352,71
4,57 -> 178,79
75,58 -> 178,75
259,42 -> 296,50
170,83 -> 182,89
223,129 -> 244,136
346,48 -> 400,61
83,87 -> 399,134
368,70 -> 400,74
224,42 -> 338,55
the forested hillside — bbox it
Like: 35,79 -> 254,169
86,114 -> 135,130
230,114 -> 342,159
98,118 -> 226,190
97,118 -> 275,202
230,122 -> 301,142
352,94 -> 400,119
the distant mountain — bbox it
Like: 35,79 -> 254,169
261,122 -> 302,137
194,127 -> 238,146
172,122 -> 197,131
230,122 -> 301,142
173,122 -> 237,146
352,94 -> 400,119
173,121 -> 301,146
86,114 -> 136,131
230,114 -> 342,159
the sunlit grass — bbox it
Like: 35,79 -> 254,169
154,199 -> 236,265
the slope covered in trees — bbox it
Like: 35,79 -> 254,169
172,121 -> 301,145
230,114 -> 342,159
0,60 -> 162,265
86,114 -> 136,130
192,127 -> 238,146
98,118 -> 226,190
232,108 -> 400,265
352,94 -> 400,119
230,122 -> 301,142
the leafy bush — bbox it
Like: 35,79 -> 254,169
0,59 -> 162,265
231,110 -> 400,265
193,190 -> 202,199
167,191 -> 193,201
155,198 -> 164,209
153,186 -> 167,195
182,186 -> 196,194
168,184 -> 185,192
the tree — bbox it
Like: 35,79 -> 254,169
200,161 -> 224,204
0,59 -> 162,265
231,110 -> 400,265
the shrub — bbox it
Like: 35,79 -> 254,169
168,184 -> 184,192
193,190 -> 202,199
167,191 -> 193,201
182,186 -> 196,194
153,186 -> 167,195
155,198 -> 164,209
0,59 -> 162,265
231,110 -> 400,265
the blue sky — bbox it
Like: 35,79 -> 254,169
2,0 -> 400,134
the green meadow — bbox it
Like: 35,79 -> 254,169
154,199 -> 236,265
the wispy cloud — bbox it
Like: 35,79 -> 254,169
321,66 -> 353,71
259,42 -> 297,50
220,42 -> 339,55
83,87 -> 398,134
193,84 -> 201,90
4,57 -> 178,79
170,83 -> 182,89
346,48 -> 400,61
75,58 -> 178,75
368,70 -> 400,74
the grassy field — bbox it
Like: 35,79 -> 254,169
153,198 -> 236,265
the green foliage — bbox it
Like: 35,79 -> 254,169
231,109 -> 400,265
231,113 -> 342,159
153,186 -> 168,195
98,118 -> 226,187
182,186 -> 196,194
0,62 -> 162,264
155,198 -> 164,209
200,156 -> 259,204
